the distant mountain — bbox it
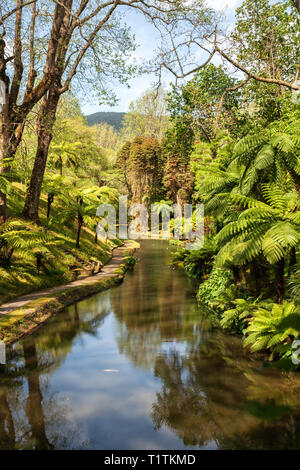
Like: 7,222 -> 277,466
86,111 -> 126,130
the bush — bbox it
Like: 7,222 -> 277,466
221,297 -> 273,333
196,268 -> 236,311
244,301 -> 300,362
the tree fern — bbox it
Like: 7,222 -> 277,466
216,187 -> 300,267
0,220 -> 59,267
244,302 -> 299,355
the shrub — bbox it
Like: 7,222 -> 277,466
196,268 -> 236,311
244,301 -> 300,359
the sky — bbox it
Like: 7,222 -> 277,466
81,0 -> 242,116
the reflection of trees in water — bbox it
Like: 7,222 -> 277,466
151,334 -> 300,450
23,339 -> 53,449
0,377 -> 15,449
1,240 -> 300,450
0,338 -> 75,449
111,285 -> 201,370
109,242 -> 300,449
36,294 -> 111,360
0,295 -> 111,449
110,243 -> 202,371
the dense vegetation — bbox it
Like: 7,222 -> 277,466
0,95 -> 123,303
165,0 -> 300,369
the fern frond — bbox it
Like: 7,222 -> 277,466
233,133 -> 266,156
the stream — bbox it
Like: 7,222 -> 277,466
0,240 -> 300,450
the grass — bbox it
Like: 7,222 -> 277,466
0,182 -> 123,304
0,247 -> 138,344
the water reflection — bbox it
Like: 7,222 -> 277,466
0,240 -> 299,449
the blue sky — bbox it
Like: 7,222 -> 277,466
81,0 -> 241,116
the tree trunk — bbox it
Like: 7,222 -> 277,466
0,388 -> 16,449
0,246 -> 14,267
250,259 -> 260,296
0,114 -> 10,224
0,169 -> 8,224
0,39 -> 12,224
275,258 -> 285,304
201,261 -> 206,279
36,255 -> 42,275
232,265 -> 240,284
23,89 -> 60,223
290,246 -> 297,267
76,214 -> 83,249
0,120 -> 23,224
23,339 -> 53,450
0,12 -> 63,225
240,267 -> 247,285
47,193 -> 54,220
0,65 -> 12,224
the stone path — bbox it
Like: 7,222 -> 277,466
0,241 -> 135,316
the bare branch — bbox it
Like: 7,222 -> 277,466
215,76 -> 251,131
0,0 -> 38,28
215,45 -> 300,91
10,0 -> 24,107
60,1 -> 120,93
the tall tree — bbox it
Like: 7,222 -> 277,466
0,0 -> 68,222
121,87 -> 169,141
22,0 -> 133,221
118,137 -> 164,204
20,0 -> 215,222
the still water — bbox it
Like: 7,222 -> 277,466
0,240 -> 300,450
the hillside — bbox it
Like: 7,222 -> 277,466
86,111 -> 126,130
0,183 -> 121,305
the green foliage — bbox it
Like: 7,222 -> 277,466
196,268 -> 236,311
117,136 -> 165,204
152,200 -> 173,218
171,236 -> 216,279
124,255 -> 136,270
232,109 -> 300,194
288,268 -> 300,303
0,176 -> 11,194
220,297 -> 272,333
215,186 -> 300,266
121,88 -> 169,141
232,0 -> 300,82
244,302 -> 300,357
166,64 -> 242,142
0,182 -> 118,304
0,219 -> 58,267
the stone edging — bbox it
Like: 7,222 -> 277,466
0,241 -> 140,344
